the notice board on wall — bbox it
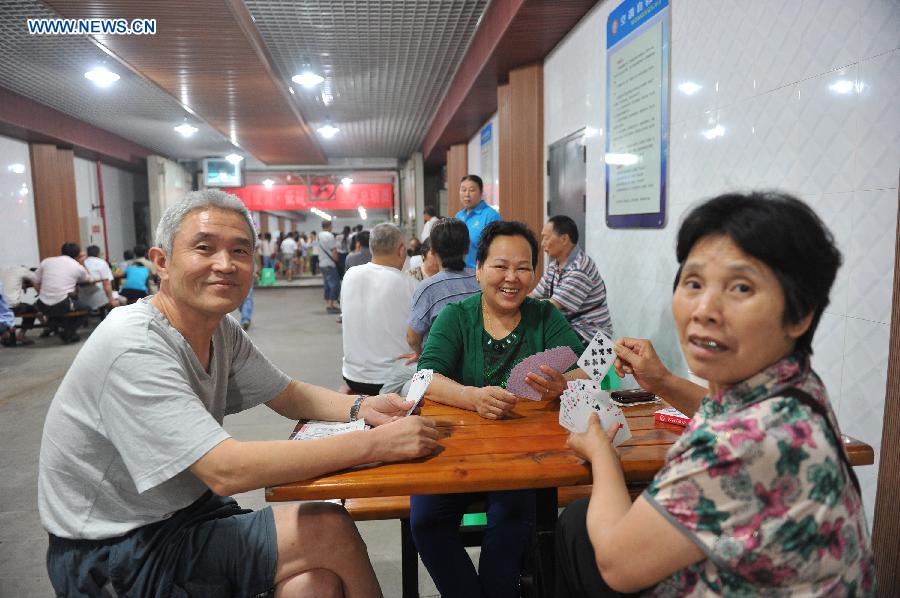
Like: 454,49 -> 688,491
605,0 -> 670,228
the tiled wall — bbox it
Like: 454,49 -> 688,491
544,0 -> 899,524
0,135 -> 39,269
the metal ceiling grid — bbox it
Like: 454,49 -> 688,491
245,0 -> 489,159
0,0 -> 239,160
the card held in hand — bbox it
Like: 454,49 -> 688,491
507,346 -> 578,401
577,329 -> 616,384
405,369 -> 434,415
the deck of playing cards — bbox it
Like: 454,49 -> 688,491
405,369 -> 434,415
559,380 -> 632,447
506,346 -> 578,400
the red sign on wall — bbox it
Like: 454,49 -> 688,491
230,184 -> 394,212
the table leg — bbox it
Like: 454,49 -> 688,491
532,487 -> 558,597
400,518 -> 419,598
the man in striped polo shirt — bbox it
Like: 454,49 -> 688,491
531,215 -> 613,347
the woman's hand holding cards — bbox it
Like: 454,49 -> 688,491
524,365 -> 567,400
472,386 -> 518,419
566,412 -> 622,462
613,337 -> 673,396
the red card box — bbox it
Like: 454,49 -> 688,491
654,408 -> 691,427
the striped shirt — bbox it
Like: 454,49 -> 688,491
407,269 -> 480,341
532,246 -> 613,344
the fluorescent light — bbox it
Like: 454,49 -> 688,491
317,124 -> 340,139
358,206 -> 367,220
262,178 -> 275,189
604,153 -> 639,166
677,81 -> 702,95
7,163 -> 25,174
225,153 -> 244,165
84,66 -> 120,88
292,71 -> 325,88
341,177 -> 353,187
311,207 -> 332,221
174,123 -> 198,137
701,125 -> 725,140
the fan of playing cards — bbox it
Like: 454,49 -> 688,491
559,330 -> 632,447
405,369 -> 434,415
506,346 -> 579,400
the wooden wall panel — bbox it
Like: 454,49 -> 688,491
446,144 -> 468,217
29,144 -> 80,260
873,186 -> 900,594
497,83 -> 511,219
277,217 -> 286,234
259,212 -> 269,234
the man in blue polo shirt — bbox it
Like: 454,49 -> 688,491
454,174 -> 501,268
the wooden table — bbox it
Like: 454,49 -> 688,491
267,398 -> 875,595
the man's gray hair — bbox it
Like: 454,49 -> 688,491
155,189 -> 256,255
369,223 -> 404,255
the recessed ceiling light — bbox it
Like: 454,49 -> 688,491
317,124 -> 339,139
84,66 -> 120,88
7,163 -> 25,174
292,71 -> 325,88
262,178 -> 275,189
341,177 -> 353,186
289,87 -> 295,95
174,123 -> 198,137
358,206 -> 367,220
225,153 -> 244,165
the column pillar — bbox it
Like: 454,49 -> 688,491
446,143 -> 468,217
29,143 -> 79,260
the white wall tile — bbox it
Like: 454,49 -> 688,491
0,135 -> 39,269
785,0 -> 861,84
859,0 -> 900,60
808,192 -> 854,316
810,312 -> 847,409
855,49 -> 900,191
845,188 -> 899,323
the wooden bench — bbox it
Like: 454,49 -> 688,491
343,485 -> 645,598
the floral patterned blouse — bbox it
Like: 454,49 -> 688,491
643,354 -> 875,596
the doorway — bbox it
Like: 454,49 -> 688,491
547,129 -> 587,249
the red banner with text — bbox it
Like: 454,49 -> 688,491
230,184 -> 393,212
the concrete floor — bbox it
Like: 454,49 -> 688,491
0,286 -> 449,597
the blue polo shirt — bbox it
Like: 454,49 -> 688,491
455,200 -> 501,268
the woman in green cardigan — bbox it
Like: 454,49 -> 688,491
412,220 -> 585,597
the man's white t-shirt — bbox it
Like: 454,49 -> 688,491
280,237 -> 298,255
79,256 -> 114,310
34,255 -> 91,305
340,262 -> 417,384
420,217 -> 435,240
317,231 -> 337,268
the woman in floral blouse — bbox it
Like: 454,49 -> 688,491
555,192 -> 875,596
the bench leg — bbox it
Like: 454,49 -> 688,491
400,518 -> 419,598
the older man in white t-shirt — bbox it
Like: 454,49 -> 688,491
79,245 -> 123,312
34,242 -> 92,343
340,223 -> 417,394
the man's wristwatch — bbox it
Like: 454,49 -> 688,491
350,395 -> 366,422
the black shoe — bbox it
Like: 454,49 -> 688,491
62,333 -> 81,344
40,328 -> 55,338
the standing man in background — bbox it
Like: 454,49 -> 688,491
317,220 -> 340,314
454,175 -> 501,269
531,215 -> 614,345
420,206 -> 438,240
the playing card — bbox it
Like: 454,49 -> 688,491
558,381 -> 631,447
585,391 -> 632,447
507,346 -> 578,400
405,369 -> 433,415
577,329 -> 616,384
291,419 -> 367,440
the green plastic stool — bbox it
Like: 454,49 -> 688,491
462,512 -> 487,527
259,267 -> 276,286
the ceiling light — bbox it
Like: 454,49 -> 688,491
289,87 -> 295,95
225,153 -> 244,165
341,177 -> 353,187
174,123 -> 198,137
292,71 -> 325,88
84,66 -> 120,88
317,124 -> 340,139
311,207 -> 332,221
7,163 -> 25,174
358,206 -> 367,220
262,178 -> 275,189
677,81 -> 702,95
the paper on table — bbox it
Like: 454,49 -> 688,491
291,419 -> 367,441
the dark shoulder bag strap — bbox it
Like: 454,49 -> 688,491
779,387 -> 861,496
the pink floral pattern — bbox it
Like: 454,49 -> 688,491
642,355 -> 875,596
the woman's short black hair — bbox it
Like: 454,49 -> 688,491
429,218 -> 469,271
476,221 -> 539,269
460,174 -> 484,193
675,191 -> 841,355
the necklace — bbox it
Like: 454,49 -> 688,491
482,298 -> 521,353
